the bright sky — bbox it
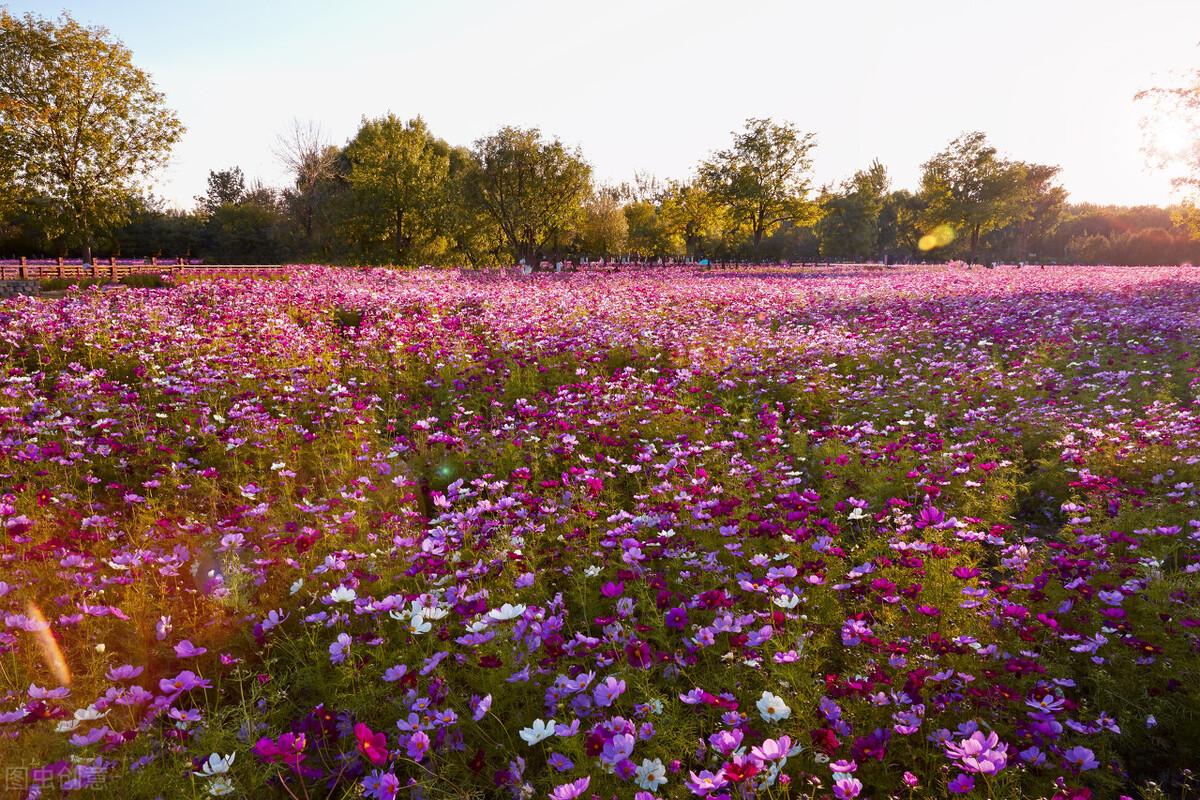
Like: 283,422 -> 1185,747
11,0 -> 1200,208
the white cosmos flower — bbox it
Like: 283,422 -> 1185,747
74,705 -> 107,721
772,593 -> 801,609
408,614 -> 432,635
195,752 -> 236,777
488,603 -> 526,622
329,585 -> 357,603
422,604 -> 449,621
635,757 -> 668,791
207,776 -> 236,796
757,690 -> 792,723
410,599 -> 449,621
518,718 -> 555,745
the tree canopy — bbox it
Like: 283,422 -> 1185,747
0,10 -> 182,262
699,118 -> 818,253
0,8 -> 1195,268
468,127 -> 593,263
342,115 -> 452,264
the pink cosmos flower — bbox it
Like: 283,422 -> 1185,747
549,776 -> 590,800
751,736 -> 792,763
944,730 -> 1007,775
833,777 -> 863,799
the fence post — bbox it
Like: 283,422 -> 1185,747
150,256 -> 157,267
110,258 -> 118,280
91,261 -> 99,279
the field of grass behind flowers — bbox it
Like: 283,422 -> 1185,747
0,264 -> 1198,799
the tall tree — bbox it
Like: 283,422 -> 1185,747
438,146 -> 505,267
624,201 -> 679,259
659,181 -> 723,259
468,126 -> 592,263
1136,72 -> 1200,196
576,190 -> 628,256
275,120 -> 340,250
698,118 -> 818,253
198,167 -> 246,213
918,132 -> 1026,260
878,189 -> 927,261
816,160 -> 890,260
342,115 -> 450,264
995,162 -> 1066,260
0,10 -> 183,263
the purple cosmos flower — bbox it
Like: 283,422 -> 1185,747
948,773 -> 975,793
173,640 -> 207,658
602,732 -> 635,765
382,664 -> 408,683
362,770 -> 400,800
329,632 -> 351,664
709,728 -> 743,756
1062,745 -> 1099,772
105,665 -> 143,682
593,676 -> 626,707
686,769 -> 728,796
665,606 -> 689,630
158,671 -> 210,694
470,693 -> 492,721
547,752 -> 574,772
405,730 -> 430,762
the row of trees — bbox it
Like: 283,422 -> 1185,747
3,10 -> 1200,266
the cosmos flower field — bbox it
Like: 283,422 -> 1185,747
1,264 -> 1198,799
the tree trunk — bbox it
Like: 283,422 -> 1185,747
81,243 -> 93,265
395,209 -> 405,263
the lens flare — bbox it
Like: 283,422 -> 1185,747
919,224 -> 956,251
26,602 -> 71,687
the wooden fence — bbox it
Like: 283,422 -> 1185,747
0,258 -> 290,281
